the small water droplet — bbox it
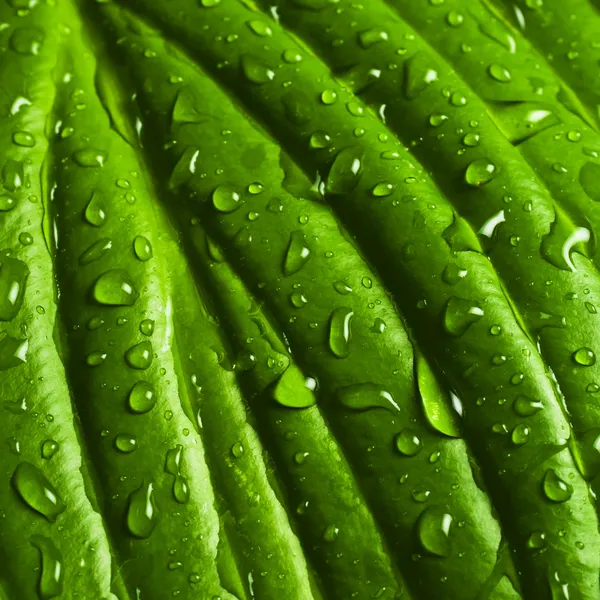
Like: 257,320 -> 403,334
212,184 -> 242,213
403,52 -> 438,100
527,530 -> 546,549
417,506 -> 453,557
128,381 -> 156,413
488,64 -> 512,82
10,27 -> 44,55
241,55 -> 275,84
133,235 -> 152,261
86,351 -> 107,367
358,28 -> 388,49
283,231 -> 311,276
0,258 -> 28,321
465,159 -> 496,186
371,182 -> 395,197
247,20 -> 272,37
511,424 -> 530,445
84,193 -> 106,227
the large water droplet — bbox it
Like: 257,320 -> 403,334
337,382 -> 399,411
92,269 -> 138,306
465,159 -> 496,186
30,535 -> 63,599
443,297 -> 483,336
326,146 -> 364,194
12,462 -> 65,522
542,469 -> 573,503
165,445 -> 190,504
395,428 -> 422,456
126,481 -> 158,538
572,347 -> 596,366
417,506 -> 453,557
125,341 -> 153,370
115,433 -> 138,453
328,307 -> 353,358
273,364 -> 316,409
488,64 -> 512,82
212,184 -> 242,213
128,381 -> 156,413
403,52 -> 438,100
0,258 -> 28,321
133,236 -> 153,261
169,147 -> 200,190
283,231 -> 311,276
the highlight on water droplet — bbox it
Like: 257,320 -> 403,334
542,469 -> 573,503
133,236 -> 153,261
212,184 -> 242,213
326,145 -> 364,194
465,159 -> 496,186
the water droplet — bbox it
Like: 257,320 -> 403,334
79,238 -> 112,265
333,280 -> 352,295
30,535 -> 63,599
200,0 -> 221,6
0,258 -> 28,321
289,290 -> 308,308
320,89 -> 338,105
371,182 -> 395,197
247,20 -> 272,37
2,159 -> 24,192
322,524 -> 339,542
417,506 -> 453,557
511,424 -> 530,445
446,10 -> 464,26
443,297 -> 483,336
282,49 -> 303,63
462,132 -> 480,147
165,445 -> 190,504
0,333 -> 27,369
542,469 -> 572,503
231,442 -> 244,458
429,112 -> 448,127
86,351 -> 107,367
326,146 -> 363,194
442,263 -> 467,285
133,235 -> 152,261
403,52 -> 438,100
115,433 -> 138,453
18,232 -> 33,246
212,184 -> 242,213
41,439 -> 59,460
416,354 -> 461,437
358,28 -> 388,48
126,481 -> 159,538
241,55 -> 275,84
273,364 -> 316,409
12,462 -> 65,522
128,381 -> 156,413
328,307 -> 353,358
93,270 -> 138,306
488,64 -> 512,82
12,131 -> 35,147
513,395 -> 543,417
465,159 -> 496,186
572,347 -> 596,366
527,531 -> 546,549
72,148 -> 107,168
580,162 -> 600,202
84,193 -> 106,227
309,131 -> 332,149
337,382 -> 399,411
140,319 -> 155,336
283,231 -> 311,276
10,27 -> 44,55
395,428 -> 422,456
125,341 -> 153,370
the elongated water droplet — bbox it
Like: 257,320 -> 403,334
12,462 -> 65,522
133,236 -> 152,261
443,297 -> 483,336
465,159 -> 496,186
12,131 -> 35,147
0,258 -> 28,321
328,307 -> 353,358
273,364 -> 316,409
403,52 -> 438,100
488,63 -> 512,82
93,269 -> 138,306
416,354 -> 461,437
128,381 -> 156,413
79,238 -> 112,265
283,231 -> 311,276
125,341 -> 153,370
337,382 -> 399,411
72,148 -> 107,168
326,146 -> 364,194
542,469 -> 573,503
2,159 -> 24,192
417,506 -> 453,557
513,395 -> 543,416
30,535 -> 63,599
84,193 -> 106,227
165,445 -> 190,504
126,481 -> 158,539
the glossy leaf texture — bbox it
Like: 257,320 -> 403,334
0,0 -> 599,599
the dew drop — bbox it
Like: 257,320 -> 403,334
41,439 -> 59,460
0,258 -> 28,321
72,148 -> 107,168
241,55 -> 275,84
513,395 -> 543,417
488,64 -> 512,82
326,146 -> 363,194
30,535 -> 63,599
125,341 -> 153,370
212,184 -> 242,213
542,469 -> 573,503
126,481 -> 159,538
465,159 -> 496,186
93,270 -> 138,306
443,297 -> 483,336
572,347 -> 596,366
12,462 -> 65,522
115,433 -> 138,453
165,445 -> 190,504
283,231 -> 311,276
417,506 -> 453,557
128,381 -> 156,414
403,52 -> 438,100
395,428 -> 422,456
328,307 -> 353,358
337,382 -> 399,411
133,235 -> 153,261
